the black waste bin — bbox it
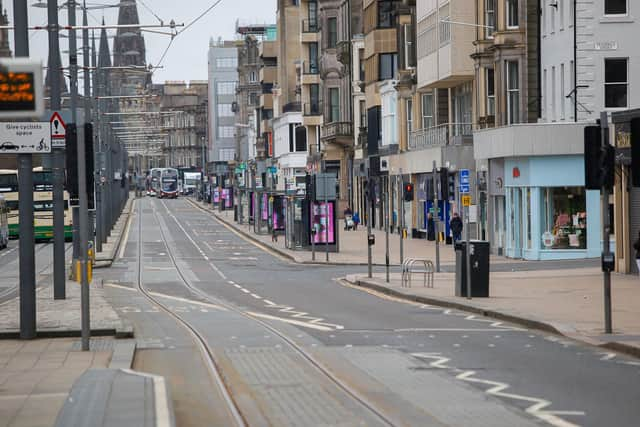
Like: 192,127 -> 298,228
455,240 -> 490,297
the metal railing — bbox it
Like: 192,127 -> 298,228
303,61 -> 320,75
304,101 -> 323,116
408,123 -> 472,150
283,102 -> 302,113
402,258 -> 434,288
322,122 -> 353,140
302,19 -> 320,33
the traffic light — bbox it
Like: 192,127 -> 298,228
584,125 -> 613,191
439,168 -> 449,200
403,182 -> 414,202
447,173 -> 456,201
631,118 -> 640,187
65,123 -> 78,200
85,124 -> 95,210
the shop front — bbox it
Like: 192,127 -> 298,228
503,156 -> 600,260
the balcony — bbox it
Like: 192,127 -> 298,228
283,102 -> 302,114
301,19 -> 320,33
303,101 -> 323,116
408,123 -> 472,150
321,122 -> 353,147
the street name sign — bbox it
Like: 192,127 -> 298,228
0,59 -> 44,119
0,122 -> 51,154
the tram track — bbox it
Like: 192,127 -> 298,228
0,243 -> 71,303
147,197 -> 397,427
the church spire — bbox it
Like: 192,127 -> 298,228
112,0 -> 146,67
0,0 -> 12,57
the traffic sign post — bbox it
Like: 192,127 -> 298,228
50,111 -> 67,148
459,169 -> 472,300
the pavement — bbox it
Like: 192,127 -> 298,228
94,195 -> 135,268
344,270 -> 640,358
0,194 -> 174,427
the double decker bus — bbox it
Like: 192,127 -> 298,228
148,168 -> 162,196
159,168 -> 179,199
0,168 -> 72,240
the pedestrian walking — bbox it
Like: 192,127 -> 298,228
353,211 -> 360,231
634,231 -> 640,275
450,212 -> 463,244
427,212 -> 435,241
344,206 -> 353,231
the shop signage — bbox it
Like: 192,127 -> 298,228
594,41 -> 618,51
542,231 -> 555,248
512,167 -> 521,178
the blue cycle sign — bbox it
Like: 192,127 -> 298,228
459,169 -> 470,194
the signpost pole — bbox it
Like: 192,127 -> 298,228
367,177 -> 373,278
432,161 -> 440,273
385,176 -> 390,283
48,0 -> 66,300
12,0 -> 36,339
399,173 -> 404,265
465,204 -> 472,300
600,112 -> 612,334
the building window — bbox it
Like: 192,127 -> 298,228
216,81 -> 237,95
485,0 -> 495,38
541,187 -> 587,250
486,68 -> 495,116
543,68 -> 547,119
216,57 -> 237,69
559,0 -> 565,30
329,88 -> 340,122
381,90 -> 397,146
327,17 -> 338,48
551,66 -> 556,120
506,0 -> 519,28
218,126 -> 235,138
378,1 -> 396,28
309,84 -> 320,114
439,16 -> 451,45
604,58 -> 628,108
379,53 -> 397,80
605,0 -> 627,15
217,104 -> 234,117
421,93 -> 434,129
359,100 -> 366,128
506,60 -> 520,124
569,60 -> 575,119
308,0 -> 318,30
219,148 -> 236,161
406,99 -> 413,135
359,48 -> 365,81
560,63 -> 565,120
309,42 -> 319,73
249,71 -> 257,82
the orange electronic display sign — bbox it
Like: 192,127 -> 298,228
0,59 -> 43,119
0,71 -> 36,112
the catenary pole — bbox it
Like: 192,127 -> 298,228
432,161 -> 440,272
14,0 -> 36,339
48,0 -> 66,300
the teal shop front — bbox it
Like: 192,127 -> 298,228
504,155 -> 601,260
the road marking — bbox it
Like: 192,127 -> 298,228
241,289 -> 250,294
250,293 -> 262,299
246,311 -> 333,332
265,303 -> 344,330
208,263 -> 227,280
411,353 -> 585,427
394,328 -> 522,332
147,291 -> 227,311
0,247 -> 17,259
264,299 -> 276,306
105,283 -> 137,292
598,352 -> 616,361
233,284 -> 242,289
122,370 -> 171,427
118,201 -> 135,259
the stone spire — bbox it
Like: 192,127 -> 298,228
97,19 -> 111,96
44,46 -> 69,97
0,1 -> 12,57
112,0 -> 146,67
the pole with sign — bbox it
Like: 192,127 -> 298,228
460,169 -> 472,299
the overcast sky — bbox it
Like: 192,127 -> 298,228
3,0 -> 277,83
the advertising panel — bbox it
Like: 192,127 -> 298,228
310,201 -> 335,244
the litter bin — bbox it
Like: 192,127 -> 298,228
455,240 -> 490,297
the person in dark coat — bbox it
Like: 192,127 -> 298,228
450,212 -> 463,243
427,212 -> 436,241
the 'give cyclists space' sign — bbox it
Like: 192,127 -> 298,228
0,122 -> 51,154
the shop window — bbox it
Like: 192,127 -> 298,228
541,187 -> 587,250
604,58 -> 628,108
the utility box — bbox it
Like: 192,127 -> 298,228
455,241 -> 490,297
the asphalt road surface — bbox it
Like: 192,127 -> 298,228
99,197 -> 640,427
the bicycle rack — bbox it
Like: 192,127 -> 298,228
401,258 -> 434,288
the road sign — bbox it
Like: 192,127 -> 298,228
460,169 -> 470,184
0,122 -> 51,153
0,59 -> 44,119
49,111 -> 66,148
459,183 -> 470,194
462,195 -> 471,207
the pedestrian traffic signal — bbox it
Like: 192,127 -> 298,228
439,168 -> 449,200
65,123 -> 78,200
584,125 -> 614,191
631,118 -> 640,187
403,182 -> 414,201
